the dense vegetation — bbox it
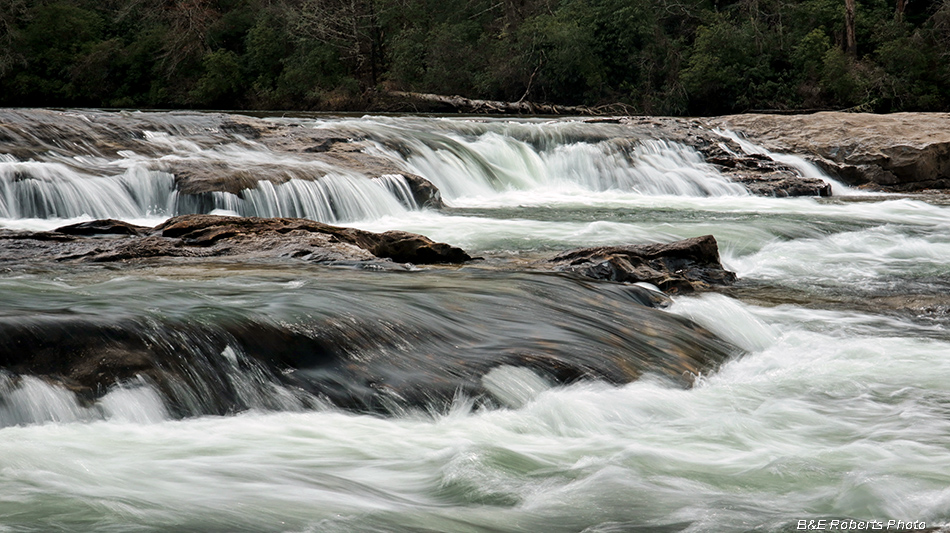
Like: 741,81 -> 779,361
1,0 -> 949,114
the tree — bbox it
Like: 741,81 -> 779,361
0,0 -> 27,76
845,0 -> 857,55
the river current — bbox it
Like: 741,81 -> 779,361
0,111 -> 948,532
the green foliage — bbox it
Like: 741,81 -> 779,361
274,42 -> 355,109
681,15 -> 793,113
1,0 -> 950,113
820,47 -> 864,104
794,28 -> 832,79
191,50 -> 245,107
516,13 -> 604,103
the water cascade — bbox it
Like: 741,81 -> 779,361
0,111 -> 763,226
1,110 -> 948,532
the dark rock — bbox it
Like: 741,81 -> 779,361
371,230 -> 471,263
0,295 -> 740,415
302,137 -> 350,152
157,214 -> 472,264
88,236 -> 196,262
0,229 -> 75,242
0,215 -> 471,266
55,219 -> 150,236
550,235 -> 737,293
169,164 -> 264,196
402,174 -> 444,209
727,170 -> 832,197
220,120 -> 262,139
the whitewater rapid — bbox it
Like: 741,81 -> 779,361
2,294 -> 949,532
1,112 -> 948,532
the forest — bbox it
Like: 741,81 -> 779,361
0,0 -> 948,115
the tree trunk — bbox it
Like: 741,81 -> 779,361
845,0 -> 857,57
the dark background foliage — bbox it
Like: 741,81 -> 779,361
1,0 -> 948,114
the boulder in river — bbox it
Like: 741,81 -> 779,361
549,234 -> 737,294
0,215 -> 472,266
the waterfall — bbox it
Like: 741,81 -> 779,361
714,128 -> 854,195
0,112 -> 834,227
355,120 -> 750,199
207,174 -> 414,222
0,159 -> 176,219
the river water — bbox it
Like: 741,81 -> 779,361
1,111 -> 948,532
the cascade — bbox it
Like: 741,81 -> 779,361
0,112 -> 808,226
1,110 -> 949,533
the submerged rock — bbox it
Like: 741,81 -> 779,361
549,235 -> 737,294
0,273 -> 740,416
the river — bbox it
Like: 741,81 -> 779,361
0,111 -> 948,532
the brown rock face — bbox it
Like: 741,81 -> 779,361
708,112 -> 950,191
155,215 -> 471,264
549,235 -> 737,294
54,219 -> 150,236
0,215 -> 472,266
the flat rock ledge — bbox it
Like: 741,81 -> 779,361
0,215 -> 471,265
549,234 -> 737,294
708,112 -> 950,192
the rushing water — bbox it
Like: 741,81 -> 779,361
1,111 -> 949,532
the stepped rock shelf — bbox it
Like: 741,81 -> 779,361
0,216 -> 738,413
0,108 -> 943,415
3,109 -> 948,208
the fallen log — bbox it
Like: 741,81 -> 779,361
384,91 -> 632,116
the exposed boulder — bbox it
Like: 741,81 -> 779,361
0,215 -> 471,266
55,219 -> 150,236
549,235 -> 737,294
155,214 -> 471,264
707,112 -> 950,191
726,169 -> 831,197
401,173 -> 445,209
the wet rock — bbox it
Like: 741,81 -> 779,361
707,112 -> 950,192
549,235 -> 737,293
301,137 -> 350,152
162,152 -> 443,210
156,214 -> 471,264
619,116 -> 832,197
402,173 -> 444,209
0,215 -> 471,266
169,164 -> 262,196
727,170 -> 832,197
219,120 -> 262,139
371,230 -> 470,263
55,219 -> 150,236
0,300 -> 739,415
